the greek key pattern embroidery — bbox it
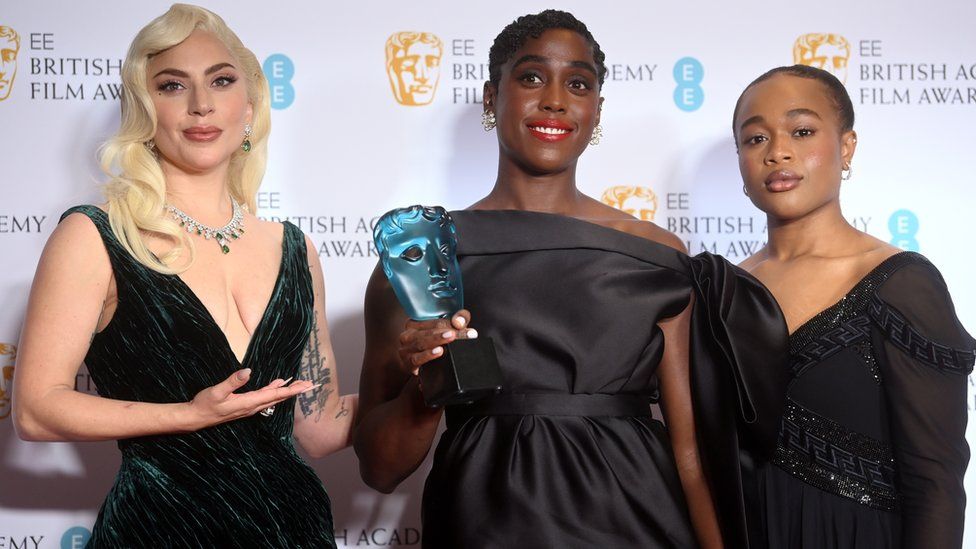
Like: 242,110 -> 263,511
868,294 -> 976,375
791,316 -> 873,378
773,401 -> 899,511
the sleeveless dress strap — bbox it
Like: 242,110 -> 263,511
59,205 -> 143,278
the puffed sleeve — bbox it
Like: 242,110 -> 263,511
871,260 -> 975,549
686,252 -> 791,549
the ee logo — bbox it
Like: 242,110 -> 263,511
888,209 -> 920,252
263,54 -> 295,110
61,526 -> 92,549
673,57 -> 704,112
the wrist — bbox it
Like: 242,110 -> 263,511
170,402 -> 203,432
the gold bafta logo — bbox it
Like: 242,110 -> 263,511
0,343 -> 15,420
601,186 -> 659,221
0,26 -> 21,101
385,32 -> 443,106
793,33 -> 851,84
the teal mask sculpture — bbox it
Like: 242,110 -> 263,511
373,205 -> 463,321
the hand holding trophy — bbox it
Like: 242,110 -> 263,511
373,206 -> 503,407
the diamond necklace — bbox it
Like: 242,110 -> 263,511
166,199 -> 245,254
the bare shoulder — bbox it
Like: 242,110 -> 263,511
581,199 -> 688,254
246,213 -> 286,241
855,234 -> 905,275
48,210 -> 111,266
32,209 -> 113,300
738,248 -> 769,273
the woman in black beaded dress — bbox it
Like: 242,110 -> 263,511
735,65 -> 975,548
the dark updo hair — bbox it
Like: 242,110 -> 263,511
488,9 -> 607,90
732,64 -> 855,140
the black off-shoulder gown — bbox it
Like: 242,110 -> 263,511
62,206 -> 336,549
760,252 -> 975,549
421,210 -> 790,549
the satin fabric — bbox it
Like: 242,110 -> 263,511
61,206 -> 336,549
420,210 -> 788,549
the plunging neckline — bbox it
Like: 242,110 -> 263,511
167,223 -> 290,366
786,251 -> 911,341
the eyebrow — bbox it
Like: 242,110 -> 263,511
511,54 -> 598,76
738,108 -> 823,131
152,62 -> 236,79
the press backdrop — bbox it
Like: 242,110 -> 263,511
1,1 -> 974,547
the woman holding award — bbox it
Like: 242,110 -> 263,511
12,5 -> 354,547
355,10 -> 788,549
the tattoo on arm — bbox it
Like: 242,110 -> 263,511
335,396 -> 349,419
298,312 -> 334,420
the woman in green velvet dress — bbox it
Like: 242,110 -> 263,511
12,5 -> 355,547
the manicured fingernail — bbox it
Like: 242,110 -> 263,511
302,383 -> 321,393
466,329 -> 478,339
237,368 -> 251,380
282,377 -> 294,385
455,316 -> 467,328
432,347 -> 443,356
442,331 -> 454,339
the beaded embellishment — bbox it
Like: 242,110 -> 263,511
773,400 -> 899,511
868,294 -> 976,375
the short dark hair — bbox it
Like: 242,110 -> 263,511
488,10 -> 607,89
732,64 -> 855,140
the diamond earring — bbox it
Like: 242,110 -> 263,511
481,111 -> 496,131
242,124 -> 253,152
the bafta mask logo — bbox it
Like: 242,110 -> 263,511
385,32 -> 443,106
0,343 -> 16,420
374,205 -> 462,320
793,33 -> 851,83
601,186 -> 659,221
0,26 -> 21,101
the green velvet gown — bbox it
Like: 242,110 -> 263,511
62,206 -> 336,549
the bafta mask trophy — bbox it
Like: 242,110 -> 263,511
374,205 -> 503,407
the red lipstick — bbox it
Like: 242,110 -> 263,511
526,118 -> 574,142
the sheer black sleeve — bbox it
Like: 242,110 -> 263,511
872,259 -> 976,549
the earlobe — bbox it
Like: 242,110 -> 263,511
482,81 -> 496,110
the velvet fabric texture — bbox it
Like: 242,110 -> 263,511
61,206 -> 335,549
420,210 -> 789,549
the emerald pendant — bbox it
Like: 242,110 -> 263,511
221,244 -> 230,254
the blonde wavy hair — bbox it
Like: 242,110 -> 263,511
100,3 -> 270,273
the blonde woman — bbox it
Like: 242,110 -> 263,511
12,5 -> 354,547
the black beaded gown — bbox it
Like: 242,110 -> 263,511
760,252 -> 975,549
420,210 -> 791,549
62,206 -> 336,549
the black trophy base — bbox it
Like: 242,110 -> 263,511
419,337 -> 503,407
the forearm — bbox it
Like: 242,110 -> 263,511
295,393 -> 360,458
674,451 -> 724,549
354,379 -> 442,493
15,386 -> 197,442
